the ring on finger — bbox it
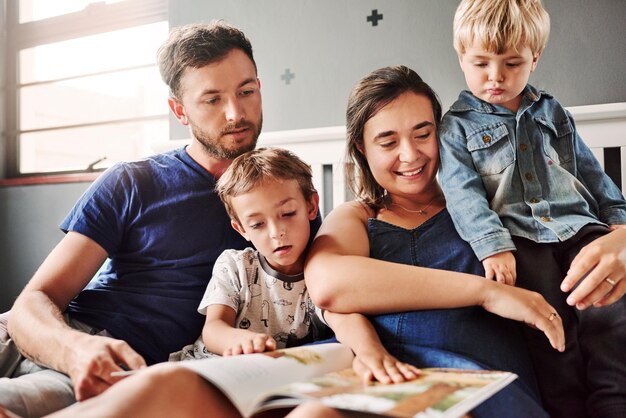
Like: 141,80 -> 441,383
605,277 -> 617,287
548,312 -> 558,321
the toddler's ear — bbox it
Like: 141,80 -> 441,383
531,51 -> 542,71
231,220 -> 250,241
308,192 -> 320,220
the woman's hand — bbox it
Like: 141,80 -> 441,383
351,348 -> 420,384
560,228 -> 626,309
480,281 -> 565,352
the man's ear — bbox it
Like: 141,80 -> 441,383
231,220 -> 250,241
168,96 -> 188,126
307,192 -> 320,220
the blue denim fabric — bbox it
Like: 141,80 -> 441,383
367,209 -> 548,417
439,85 -> 626,260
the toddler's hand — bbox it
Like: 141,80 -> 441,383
482,251 -> 516,285
222,333 -> 276,356
352,348 -> 420,384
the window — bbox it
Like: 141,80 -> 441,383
5,0 -> 169,176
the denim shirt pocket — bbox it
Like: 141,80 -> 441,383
535,116 -> 574,165
466,124 -> 515,176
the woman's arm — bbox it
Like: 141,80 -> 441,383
305,202 -> 498,313
304,202 -> 565,351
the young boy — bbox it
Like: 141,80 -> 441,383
171,148 -> 418,385
438,1 -> 626,417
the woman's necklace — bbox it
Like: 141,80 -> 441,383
389,194 -> 442,215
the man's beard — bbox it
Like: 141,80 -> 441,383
191,115 -> 263,160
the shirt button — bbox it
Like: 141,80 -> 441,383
482,135 -> 492,144
525,172 -> 533,181
541,216 -> 551,222
529,197 -> 539,204
519,143 -> 528,151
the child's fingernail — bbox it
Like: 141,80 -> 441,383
566,296 -> 576,305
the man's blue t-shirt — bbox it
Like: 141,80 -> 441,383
62,148 -> 251,364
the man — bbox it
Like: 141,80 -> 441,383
0,21 -> 275,417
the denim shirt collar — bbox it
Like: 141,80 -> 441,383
448,85 -> 553,116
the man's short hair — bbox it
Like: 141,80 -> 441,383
157,21 -> 256,99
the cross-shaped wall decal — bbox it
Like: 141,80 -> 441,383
281,68 -> 295,85
367,9 -> 383,26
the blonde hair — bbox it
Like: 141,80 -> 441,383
453,0 -> 550,55
216,148 -> 316,223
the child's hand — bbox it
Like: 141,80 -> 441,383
222,333 -> 276,356
351,348 -> 420,384
482,251 -> 516,285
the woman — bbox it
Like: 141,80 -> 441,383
44,66 -> 626,418
303,65 -> 626,416
303,65 -> 552,417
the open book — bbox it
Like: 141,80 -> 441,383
177,342 -> 517,417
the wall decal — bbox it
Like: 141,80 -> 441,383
366,9 -> 383,26
281,68 -> 295,85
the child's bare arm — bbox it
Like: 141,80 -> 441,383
323,311 -> 419,384
482,250 -> 516,285
202,305 -> 276,356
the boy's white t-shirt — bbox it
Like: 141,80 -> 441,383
170,248 -> 322,360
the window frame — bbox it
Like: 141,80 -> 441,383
4,0 -> 168,178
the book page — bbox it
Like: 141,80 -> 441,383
179,342 -> 354,417
256,368 -> 517,418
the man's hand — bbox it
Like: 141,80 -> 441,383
482,251 -> 516,285
561,228 -> 626,309
221,332 -> 276,356
68,334 -> 146,401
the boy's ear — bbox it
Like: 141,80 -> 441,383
231,220 -> 251,241
530,51 -> 542,72
307,192 -> 320,220
168,96 -> 188,126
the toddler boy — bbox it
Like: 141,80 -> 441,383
438,1 -> 626,417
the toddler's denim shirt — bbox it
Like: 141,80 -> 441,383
439,85 -> 626,261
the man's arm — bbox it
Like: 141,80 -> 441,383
7,231 -> 145,400
323,311 -> 419,384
